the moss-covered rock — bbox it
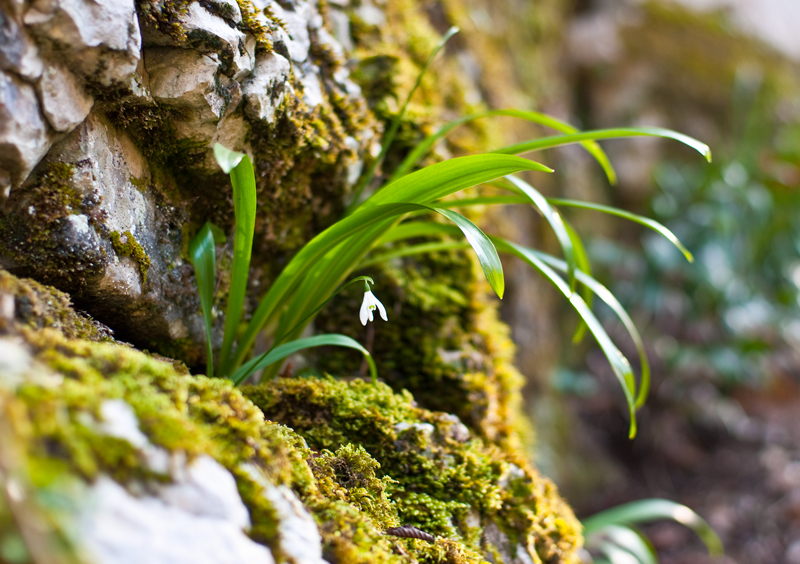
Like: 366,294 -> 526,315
0,270 -> 580,563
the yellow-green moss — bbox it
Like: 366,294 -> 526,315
0,269 -> 112,342
109,231 -> 151,284
244,376 -> 581,563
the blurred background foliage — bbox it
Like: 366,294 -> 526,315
488,1 -> 800,563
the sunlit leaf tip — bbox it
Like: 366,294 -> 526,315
214,143 -> 245,174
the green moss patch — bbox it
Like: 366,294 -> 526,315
109,231 -> 151,284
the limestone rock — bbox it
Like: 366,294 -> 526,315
24,0 -> 142,86
145,47 -> 226,120
242,51 -> 291,124
0,7 -> 44,80
36,62 -> 94,132
0,69 -> 51,190
1,111 -> 206,361
80,477 -> 276,564
79,397 -> 275,564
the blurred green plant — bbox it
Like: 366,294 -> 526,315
189,27 -> 711,438
589,83 -> 800,388
581,499 -> 723,563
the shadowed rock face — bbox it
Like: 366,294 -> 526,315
0,0 -> 371,363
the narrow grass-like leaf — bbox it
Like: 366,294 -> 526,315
230,154 -> 546,369
347,26 -> 460,214
589,525 -> 657,564
495,127 -> 712,163
530,249 -> 650,409
548,198 -> 694,262
436,195 -> 530,208
230,334 -> 376,386
389,109 -> 617,184
582,499 -> 723,556
563,217 -> 593,343
434,207 -> 503,298
493,238 -> 638,437
189,222 -> 217,378
215,144 -> 257,376
596,540 -> 646,564
505,175 -> 578,292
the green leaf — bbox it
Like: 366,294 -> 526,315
213,143 -> 245,173
562,217 -> 594,343
527,249 -> 650,410
505,175 -> 578,292
433,208 -> 504,298
189,222 -> 217,378
347,26 -> 460,214
435,195 -> 530,208
582,499 -> 723,556
230,154 -> 547,369
548,198 -> 694,262
493,237 -> 638,438
495,127 -> 712,163
230,334 -> 376,386
215,146 -> 258,376
596,540 -> 647,564
388,108 -> 618,184
588,525 -> 657,564
372,220 -> 650,412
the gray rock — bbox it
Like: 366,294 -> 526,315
82,400 -> 274,564
0,8 -> 44,80
241,464 -> 326,564
2,111 -> 205,361
269,0 -> 314,63
36,62 -> 94,132
0,69 -> 52,188
141,3 -> 255,81
24,0 -> 142,86
242,51 -> 291,123
146,47 -> 225,121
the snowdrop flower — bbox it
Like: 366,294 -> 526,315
360,286 -> 388,326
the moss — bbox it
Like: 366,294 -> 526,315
0,269 -> 114,342
109,231 -> 151,284
244,376 -> 581,563
0,161 -> 107,288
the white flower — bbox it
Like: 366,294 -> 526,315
360,290 -> 388,326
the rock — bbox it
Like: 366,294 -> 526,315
270,1 -> 314,64
0,69 -> 52,187
145,47 -> 226,121
141,3 -> 255,81
24,0 -> 142,86
0,111 -> 206,361
206,0 -> 243,25
242,51 -> 292,123
0,8 -> 44,80
36,62 -> 94,132
80,475 -> 275,564
242,464 -> 326,564
80,397 -> 275,564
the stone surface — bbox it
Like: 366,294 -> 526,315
80,398 -> 275,564
0,69 -> 51,188
1,111 -> 205,359
36,62 -> 94,132
24,0 -> 142,86
242,51 -> 292,124
80,477 -> 276,564
242,463 -> 326,564
0,7 -> 44,80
